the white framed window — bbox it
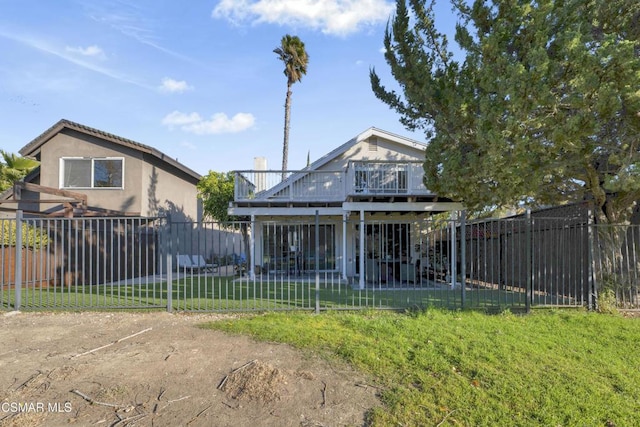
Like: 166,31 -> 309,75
60,157 -> 124,189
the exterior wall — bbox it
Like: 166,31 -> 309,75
38,130 -> 144,213
36,129 -> 199,219
140,157 -> 200,221
315,136 -> 425,173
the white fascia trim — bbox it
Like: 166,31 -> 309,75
341,202 -> 464,212
230,201 -> 463,217
228,207 -> 345,216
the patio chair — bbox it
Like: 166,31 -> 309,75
176,254 -> 196,272
191,255 -> 218,272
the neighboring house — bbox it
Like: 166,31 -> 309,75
0,119 -> 211,285
10,119 -> 202,220
229,127 -> 463,288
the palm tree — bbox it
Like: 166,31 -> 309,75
274,34 -> 309,180
0,150 -> 39,191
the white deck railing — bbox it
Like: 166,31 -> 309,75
234,161 -> 431,202
346,161 -> 429,195
234,170 -> 344,202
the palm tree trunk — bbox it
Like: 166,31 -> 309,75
281,84 -> 292,181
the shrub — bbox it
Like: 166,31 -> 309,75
0,220 -> 49,249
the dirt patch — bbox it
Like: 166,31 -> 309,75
0,311 -> 380,426
219,360 -> 287,403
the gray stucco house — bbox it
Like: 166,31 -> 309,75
15,119 -> 202,220
0,119 -> 209,285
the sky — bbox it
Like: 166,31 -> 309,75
0,0 -> 456,176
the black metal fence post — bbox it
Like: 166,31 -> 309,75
315,210 -> 320,314
460,210 -> 466,307
165,216 -> 173,312
587,208 -> 596,310
526,209 -> 532,313
15,210 -> 23,311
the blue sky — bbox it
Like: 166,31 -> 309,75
0,0 -> 455,176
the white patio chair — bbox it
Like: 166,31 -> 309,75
177,254 -> 196,272
191,255 -> 218,272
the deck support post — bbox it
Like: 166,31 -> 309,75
250,214 -> 256,280
358,210 -> 365,290
342,212 -> 348,282
460,210 -> 467,305
450,211 -> 457,290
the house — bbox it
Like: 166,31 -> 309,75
0,120 -> 208,285
10,119 -> 202,220
229,127 -> 464,288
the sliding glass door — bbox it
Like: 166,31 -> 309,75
262,223 -> 336,273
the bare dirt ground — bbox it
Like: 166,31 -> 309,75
0,311 -> 380,427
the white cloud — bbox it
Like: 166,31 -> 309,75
159,77 -> 193,93
162,111 -> 201,127
162,111 -> 255,134
0,29 -> 150,88
85,2 -> 199,64
65,44 -> 106,59
212,0 -> 395,36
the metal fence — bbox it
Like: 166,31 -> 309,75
1,212 -> 638,312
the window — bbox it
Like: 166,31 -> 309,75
61,158 -> 124,189
262,223 -> 336,272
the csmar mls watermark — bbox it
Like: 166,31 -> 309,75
1,401 -> 72,413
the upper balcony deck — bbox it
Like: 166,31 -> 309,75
234,161 -> 434,204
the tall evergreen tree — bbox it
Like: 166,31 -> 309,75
371,0 -> 640,223
274,35 -> 309,179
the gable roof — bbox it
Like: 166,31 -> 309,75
19,119 -> 202,182
304,127 -> 426,172
249,127 -> 428,201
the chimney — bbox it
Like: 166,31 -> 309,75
254,157 -> 267,192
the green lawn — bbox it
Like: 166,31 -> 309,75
1,275 -> 578,311
202,309 -> 640,426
